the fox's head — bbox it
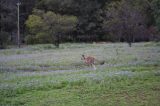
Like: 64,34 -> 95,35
81,54 -> 85,60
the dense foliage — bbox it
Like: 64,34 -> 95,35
103,0 -> 150,46
151,0 -> 160,31
25,10 -> 77,47
0,0 -> 16,48
0,0 -> 160,47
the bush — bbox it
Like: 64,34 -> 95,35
35,32 -> 52,44
25,35 -> 36,44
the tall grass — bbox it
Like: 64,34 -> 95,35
0,42 -> 160,106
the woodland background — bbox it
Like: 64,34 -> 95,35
1,0 -> 160,48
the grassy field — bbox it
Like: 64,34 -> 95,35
0,42 -> 160,106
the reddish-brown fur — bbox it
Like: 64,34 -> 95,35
81,55 -> 96,70
81,55 -> 105,70
81,54 -> 105,65
82,55 -> 95,66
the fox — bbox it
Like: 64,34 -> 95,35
81,54 -> 105,70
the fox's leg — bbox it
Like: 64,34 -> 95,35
91,64 -> 96,70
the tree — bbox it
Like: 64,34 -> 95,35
0,0 -> 36,47
25,14 -> 47,44
42,11 -> 78,47
151,0 -> 160,31
0,0 -> 16,48
35,0 -> 106,40
19,0 -> 36,40
103,0 -> 148,46
25,10 -> 77,47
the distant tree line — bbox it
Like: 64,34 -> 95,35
0,0 -> 160,48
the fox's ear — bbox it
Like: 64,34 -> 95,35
81,54 -> 84,60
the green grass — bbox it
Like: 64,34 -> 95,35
0,42 -> 160,106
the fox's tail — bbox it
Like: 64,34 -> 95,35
99,60 -> 105,65
95,59 -> 105,65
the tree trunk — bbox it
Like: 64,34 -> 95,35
55,33 -> 60,48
